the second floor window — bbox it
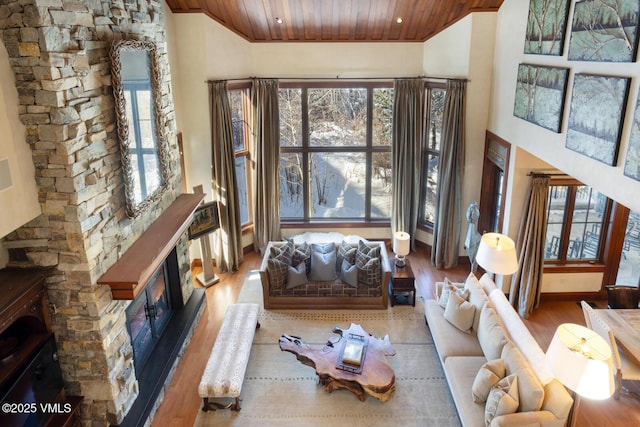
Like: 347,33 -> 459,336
544,183 -> 610,263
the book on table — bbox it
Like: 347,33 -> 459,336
341,334 -> 366,366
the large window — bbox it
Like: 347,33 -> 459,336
420,85 -> 446,227
228,86 -> 251,226
544,183 -> 610,263
279,83 -> 393,221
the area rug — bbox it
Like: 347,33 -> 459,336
194,271 -> 460,427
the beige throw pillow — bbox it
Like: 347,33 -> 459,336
485,374 -> 519,426
501,341 -> 545,412
438,278 -> 470,308
472,359 -> 506,403
477,305 -> 508,361
443,291 -> 475,334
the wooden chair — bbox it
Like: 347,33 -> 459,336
605,285 -> 640,309
581,301 -> 640,400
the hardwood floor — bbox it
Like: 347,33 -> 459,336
151,247 -> 640,426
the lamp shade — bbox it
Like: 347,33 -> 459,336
393,231 -> 410,257
475,232 -> 518,275
546,323 -> 614,400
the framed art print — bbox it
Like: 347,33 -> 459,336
513,64 -> 569,132
524,0 -> 571,55
568,0 -> 640,62
566,74 -> 630,165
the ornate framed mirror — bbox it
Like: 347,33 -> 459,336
111,39 -> 170,218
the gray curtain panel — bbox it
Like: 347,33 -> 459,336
431,80 -> 466,269
252,79 -> 281,253
391,79 -> 425,250
509,175 -> 550,319
209,81 -> 243,272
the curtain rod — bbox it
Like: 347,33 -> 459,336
205,75 -> 468,83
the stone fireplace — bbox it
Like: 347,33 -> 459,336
0,1 -> 203,425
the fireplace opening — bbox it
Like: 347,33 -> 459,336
125,247 -> 183,374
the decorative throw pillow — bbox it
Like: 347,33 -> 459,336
291,241 -> 311,274
443,291 -> 475,334
337,241 -> 357,272
356,240 -> 381,286
309,248 -> 338,281
286,261 -> 308,289
311,242 -> 335,254
485,374 -> 519,426
267,257 -> 288,290
477,305 -> 508,361
270,241 -> 294,266
340,259 -> 358,288
501,341 -> 545,412
438,278 -> 470,309
472,359 -> 506,403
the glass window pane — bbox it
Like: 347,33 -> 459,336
545,186 -> 568,260
427,88 -> 445,151
229,90 -> 246,151
308,88 -> 367,147
124,91 -> 135,148
143,153 -> 161,196
130,153 -> 142,203
280,153 -> 304,218
568,186 -> 604,260
423,153 -> 439,224
310,152 -> 366,218
235,155 -> 249,224
137,90 -> 152,121
371,152 -> 391,218
617,210 -> 640,286
373,88 -> 393,146
279,89 -> 302,147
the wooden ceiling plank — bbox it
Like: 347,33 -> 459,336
165,0 -> 505,43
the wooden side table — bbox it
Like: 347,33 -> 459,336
389,259 -> 416,307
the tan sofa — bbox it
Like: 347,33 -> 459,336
259,240 -> 391,310
424,273 -> 573,427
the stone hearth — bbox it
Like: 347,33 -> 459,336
0,1 -> 198,425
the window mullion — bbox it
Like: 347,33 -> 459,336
560,187 -> 577,262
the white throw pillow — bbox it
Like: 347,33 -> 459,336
438,278 -> 470,308
472,359 -> 506,403
443,291 -> 475,334
485,374 -> 519,426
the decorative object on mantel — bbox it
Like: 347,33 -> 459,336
567,0 -> 640,62
513,64 -> 569,133
393,231 -> 410,267
475,232 -> 518,277
546,323 -> 614,427
566,74 -> 630,166
523,0 -> 571,56
190,186 -> 221,287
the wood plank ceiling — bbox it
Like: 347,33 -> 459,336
165,0 -> 504,43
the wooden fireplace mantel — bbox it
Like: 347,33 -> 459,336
98,193 -> 204,300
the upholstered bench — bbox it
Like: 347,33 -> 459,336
198,303 -> 260,411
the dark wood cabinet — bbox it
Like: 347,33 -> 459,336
388,260 -> 416,307
0,268 -> 82,426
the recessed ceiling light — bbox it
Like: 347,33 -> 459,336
275,17 -> 283,24
396,17 -> 403,24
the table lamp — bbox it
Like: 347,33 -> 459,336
393,231 -> 410,267
546,323 -> 614,427
475,232 -> 518,276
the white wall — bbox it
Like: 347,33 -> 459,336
490,0 -> 640,215
0,40 -> 41,248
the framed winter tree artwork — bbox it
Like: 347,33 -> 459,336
524,0 -> 571,55
566,74 -> 630,165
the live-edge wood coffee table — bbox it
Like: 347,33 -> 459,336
279,323 -> 396,402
